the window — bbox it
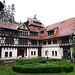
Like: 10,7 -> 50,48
23,25 -> 25,28
5,37 -> 14,45
34,51 -> 36,55
55,51 -> 57,56
30,32 -> 38,37
48,30 -> 54,36
19,32 -> 28,36
31,51 -> 33,55
41,31 -> 44,34
52,51 -> 54,56
5,52 -> 8,57
19,38 -> 28,45
9,31 -> 13,36
45,51 -> 47,55
53,40 -> 57,44
33,21 -> 42,25
48,40 -> 51,44
31,40 -> 37,45
9,52 -> 12,57
43,41 -> 46,45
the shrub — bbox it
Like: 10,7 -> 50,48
12,64 -> 73,73
13,58 -> 73,73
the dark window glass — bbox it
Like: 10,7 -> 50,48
34,51 -> 36,55
41,31 -> 44,34
48,40 -> 51,44
0,30 -> 2,33
33,21 -> 42,25
62,38 -> 69,44
5,37 -> 14,45
52,51 -> 54,56
19,32 -> 28,36
23,25 -> 25,28
9,31 -> 13,36
31,51 -> 33,55
9,52 -> 12,57
45,51 -> 47,55
19,38 -> 28,45
30,32 -> 38,37
48,30 -> 54,36
5,52 -> 8,57
53,40 -> 57,44
55,51 -> 57,56
31,40 -> 37,45
5,31 -> 9,34
43,41 -> 46,45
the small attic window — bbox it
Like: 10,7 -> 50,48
23,25 -> 25,28
33,21 -> 42,25
41,31 -> 44,34
48,30 -> 54,36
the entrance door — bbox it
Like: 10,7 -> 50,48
63,47 -> 70,59
17,49 -> 24,57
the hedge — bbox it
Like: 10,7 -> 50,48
12,64 -> 73,73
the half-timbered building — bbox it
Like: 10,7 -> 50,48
0,17 -> 75,60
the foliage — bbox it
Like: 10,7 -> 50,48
0,0 -> 15,23
12,21 -> 20,24
12,58 -> 73,73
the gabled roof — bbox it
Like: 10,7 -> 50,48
27,18 -> 44,27
0,20 -> 19,30
43,17 -> 75,39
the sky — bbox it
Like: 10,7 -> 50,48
1,0 -> 75,26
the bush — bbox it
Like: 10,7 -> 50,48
13,58 -> 73,73
12,64 -> 73,73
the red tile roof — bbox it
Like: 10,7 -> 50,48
27,18 -> 44,27
0,17 -> 75,40
0,20 -> 19,30
41,17 -> 75,39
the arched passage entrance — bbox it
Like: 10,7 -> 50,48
17,48 -> 27,57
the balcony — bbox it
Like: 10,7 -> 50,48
59,43 -> 73,46
0,43 -> 42,47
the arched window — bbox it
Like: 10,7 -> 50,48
5,52 -> 8,57
9,52 -> 12,57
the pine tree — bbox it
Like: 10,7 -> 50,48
0,0 -> 15,23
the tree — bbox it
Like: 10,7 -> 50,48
0,0 -> 15,23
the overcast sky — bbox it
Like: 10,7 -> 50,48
1,0 -> 75,26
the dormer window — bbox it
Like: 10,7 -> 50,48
48,30 -> 54,36
33,21 -> 42,25
41,31 -> 44,34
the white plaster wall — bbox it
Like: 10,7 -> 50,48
42,47 -> 62,59
26,48 -> 38,58
1,47 -> 17,59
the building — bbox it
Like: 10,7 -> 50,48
0,17 -> 75,60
